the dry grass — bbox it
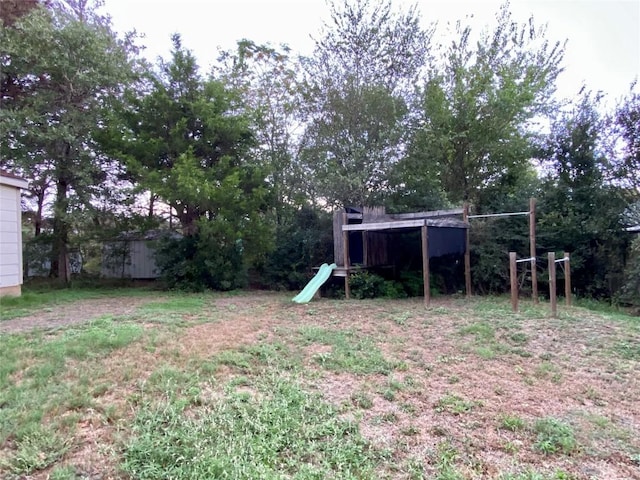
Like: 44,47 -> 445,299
1,291 -> 638,479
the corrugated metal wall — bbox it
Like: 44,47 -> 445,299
101,240 -> 160,279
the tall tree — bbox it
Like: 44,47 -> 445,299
538,93 -> 629,299
396,4 -> 565,208
100,35 -> 268,233
612,82 -> 640,202
98,36 -> 273,288
0,1 -> 138,283
298,0 -> 431,207
217,40 -> 303,218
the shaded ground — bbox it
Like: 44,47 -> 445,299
1,292 -> 638,479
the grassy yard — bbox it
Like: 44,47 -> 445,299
0,290 -> 638,479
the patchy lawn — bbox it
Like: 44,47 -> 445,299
0,291 -> 638,479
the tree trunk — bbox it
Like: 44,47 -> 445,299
148,192 -> 156,218
51,149 -> 72,285
35,186 -> 45,237
175,204 -> 200,235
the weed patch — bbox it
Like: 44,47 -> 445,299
123,375 -> 377,478
299,326 -> 396,374
533,417 -> 578,455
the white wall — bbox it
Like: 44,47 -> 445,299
0,183 -> 24,290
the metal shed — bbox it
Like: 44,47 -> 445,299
101,230 -> 180,279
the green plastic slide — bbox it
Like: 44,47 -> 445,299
292,263 -> 337,303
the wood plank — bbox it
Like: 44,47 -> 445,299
548,252 -> 557,318
391,208 -> 464,220
463,203 -> 471,297
342,216 -> 350,299
333,212 -> 345,266
342,219 -> 426,231
564,251 -> 571,307
422,225 -> 430,307
529,197 -> 538,303
510,252 -> 518,312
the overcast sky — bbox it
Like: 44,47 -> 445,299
103,0 -> 639,104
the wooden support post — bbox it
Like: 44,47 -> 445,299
362,231 -> 368,267
463,202 -> 471,297
509,252 -> 518,312
529,198 -> 538,303
422,224 -> 430,307
564,251 -> 571,307
342,213 -> 350,300
548,252 -> 557,318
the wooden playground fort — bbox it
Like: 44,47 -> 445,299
331,198 -> 570,316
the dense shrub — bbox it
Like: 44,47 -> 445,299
350,271 -> 408,299
155,221 -> 246,291
350,272 -> 385,299
258,207 -> 333,291
620,236 -> 640,313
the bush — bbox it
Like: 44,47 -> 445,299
155,221 -> 246,292
258,207 -> 333,291
350,272 -> 385,299
620,236 -> 640,313
350,272 -> 408,299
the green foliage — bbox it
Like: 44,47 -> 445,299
0,319 -> 144,477
299,0 -> 429,207
0,3 -> 139,281
434,394 -> 479,415
612,83 -> 640,196
218,41 -> 304,211
98,35 -> 269,233
299,326 -> 396,375
533,418 -> 577,455
123,376 -> 377,479
0,425 -> 69,475
349,271 -> 408,299
259,207 -> 333,290
0,285 -> 152,320
538,93 -> 630,300
620,236 -> 640,310
499,414 -> 527,432
350,271 -> 386,299
396,5 -> 563,207
44,319 -> 143,360
155,221 -> 247,291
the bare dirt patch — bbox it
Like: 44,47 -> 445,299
0,295 -> 165,334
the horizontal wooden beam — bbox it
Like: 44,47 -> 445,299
390,208 -> 464,220
343,219 -> 427,231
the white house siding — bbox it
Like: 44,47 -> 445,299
0,174 -> 28,296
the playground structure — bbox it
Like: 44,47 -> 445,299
329,200 -> 540,307
332,206 -> 468,306
465,198 -> 538,301
294,198 -> 571,316
509,250 -> 571,317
